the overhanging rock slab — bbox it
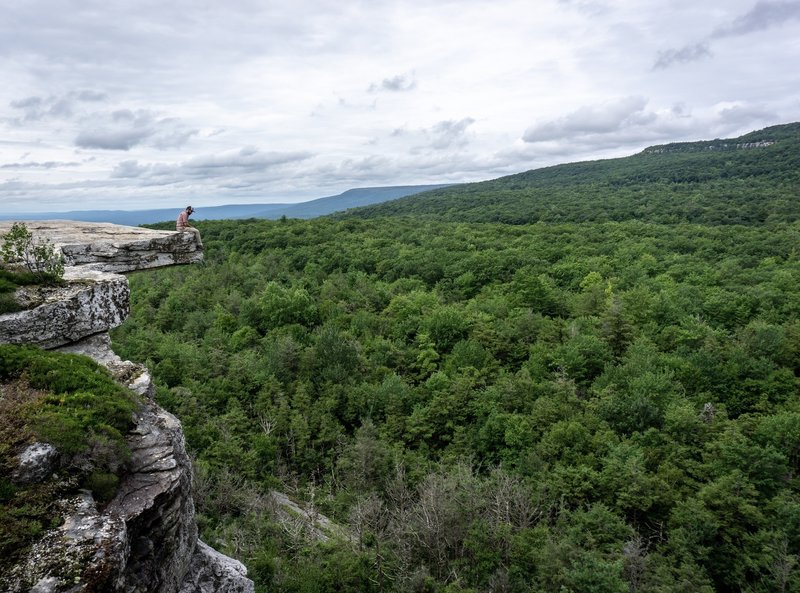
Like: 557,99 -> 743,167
0,220 -> 203,349
0,220 -> 203,273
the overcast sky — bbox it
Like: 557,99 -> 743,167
1,0 -> 799,213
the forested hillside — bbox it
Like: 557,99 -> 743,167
341,123 -> 800,225
113,191 -> 800,591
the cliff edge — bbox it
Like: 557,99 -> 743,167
0,221 -> 254,593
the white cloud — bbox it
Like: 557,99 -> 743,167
427,118 -> 476,150
655,1 -> 800,70
0,0 -> 797,212
523,97 -> 654,143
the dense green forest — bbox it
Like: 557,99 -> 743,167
111,124 -> 800,593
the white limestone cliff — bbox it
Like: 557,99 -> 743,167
0,221 -> 253,593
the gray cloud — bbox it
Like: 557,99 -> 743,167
75,127 -> 155,151
0,161 -> 80,169
369,74 -> 417,93
712,1 -> 800,38
10,96 -> 43,109
653,42 -> 712,70
74,109 -> 197,151
184,147 -> 314,173
110,160 -> 151,179
152,128 -> 200,150
111,148 -> 314,183
427,118 -> 476,150
556,0 -> 609,16
306,151 -> 494,190
6,94 -> 196,152
8,90 -> 108,122
76,90 -> 108,102
523,97 -> 652,142
655,2 -> 800,69
716,103 -> 778,128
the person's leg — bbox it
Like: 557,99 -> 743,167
188,227 -> 203,248
178,227 -> 203,248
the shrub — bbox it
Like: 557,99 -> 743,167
0,345 -> 137,483
0,222 -> 65,284
0,268 -> 54,314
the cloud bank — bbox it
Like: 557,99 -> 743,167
0,0 -> 797,212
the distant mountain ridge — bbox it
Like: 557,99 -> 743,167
0,184 -> 452,226
340,122 -> 800,226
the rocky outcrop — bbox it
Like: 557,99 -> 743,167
0,220 -> 203,272
106,403 -> 198,593
178,542 -> 252,593
6,492 -> 129,592
0,222 -> 253,593
0,268 -> 129,349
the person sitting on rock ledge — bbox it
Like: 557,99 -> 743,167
176,206 -> 202,247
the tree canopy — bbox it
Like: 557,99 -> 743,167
113,190 -> 800,591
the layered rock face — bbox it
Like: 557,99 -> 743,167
0,221 -> 253,593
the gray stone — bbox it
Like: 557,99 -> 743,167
179,541 -> 255,593
0,269 -> 129,349
0,220 -> 203,273
106,404 -> 198,593
1,492 -> 129,593
29,577 -> 59,593
11,442 -> 59,485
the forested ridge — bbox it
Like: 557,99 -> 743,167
340,122 -> 800,226
111,123 -> 800,593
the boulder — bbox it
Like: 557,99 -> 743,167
1,492 -> 129,593
179,541 -> 255,593
11,442 -> 59,485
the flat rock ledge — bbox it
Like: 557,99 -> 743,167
0,220 -> 203,273
0,221 -> 203,349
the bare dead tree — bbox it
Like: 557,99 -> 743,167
257,412 -> 275,436
486,469 -> 544,531
349,493 -> 392,593
769,537 -> 799,593
623,534 -> 648,593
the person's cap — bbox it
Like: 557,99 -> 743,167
187,205 -> 194,211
